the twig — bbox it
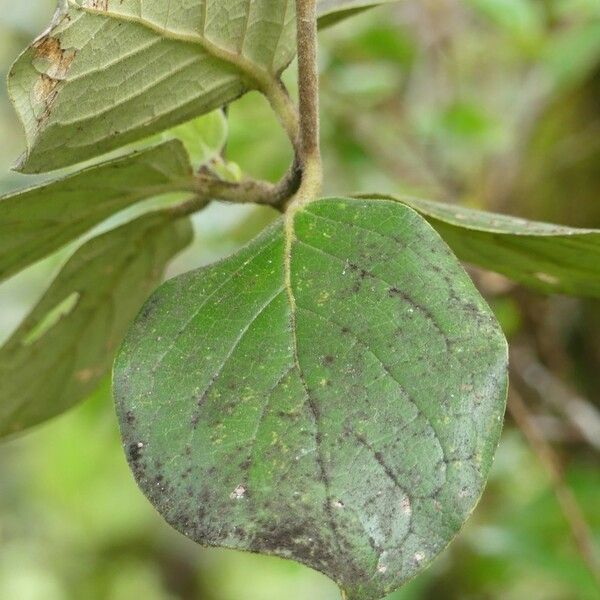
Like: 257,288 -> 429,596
169,163 -> 301,219
511,344 -> 600,452
508,389 -> 600,588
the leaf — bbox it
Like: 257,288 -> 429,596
10,0 -> 398,173
10,0 -> 297,173
114,198 -> 507,600
371,194 -> 600,298
166,110 -> 228,168
0,140 -> 193,283
317,0 -> 396,28
0,210 -> 192,438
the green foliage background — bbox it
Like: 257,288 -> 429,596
0,1 -> 599,598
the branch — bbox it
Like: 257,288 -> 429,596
511,344 -> 600,453
508,389 -> 600,587
172,0 -> 322,217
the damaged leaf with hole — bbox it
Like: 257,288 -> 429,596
0,210 -> 192,438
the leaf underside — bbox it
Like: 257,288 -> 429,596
376,195 -> 600,299
114,198 -> 507,600
10,0 -> 297,172
9,0 -> 395,173
0,211 -> 192,438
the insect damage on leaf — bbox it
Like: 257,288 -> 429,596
9,0 -> 298,172
21,291 -> 80,347
31,33 -> 76,121
86,0 -> 109,10
9,0 -> 393,173
114,198 -> 508,600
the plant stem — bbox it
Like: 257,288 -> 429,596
509,389 -> 600,587
293,0 -> 323,203
173,0 -> 323,218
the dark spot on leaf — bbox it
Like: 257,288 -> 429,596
139,294 -> 160,323
128,441 -> 143,463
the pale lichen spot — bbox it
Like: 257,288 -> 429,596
317,291 -> 330,305
400,496 -> 412,516
230,484 -> 246,500
376,550 -> 389,574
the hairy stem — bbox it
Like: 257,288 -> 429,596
293,0 -> 323,203
171,164 -> 301,219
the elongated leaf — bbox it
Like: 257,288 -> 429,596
318,0 -> 396,28
370,194 -> 600,298
0,140 -> 192,283
10,0 -> 296,173
114,198 -> 507,600
0,211 -> 192,438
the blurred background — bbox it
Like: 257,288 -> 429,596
1,0 -> 599,598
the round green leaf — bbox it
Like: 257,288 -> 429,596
114,198 -> 507,600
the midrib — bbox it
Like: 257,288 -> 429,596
74,1 -> 278,93
282,206 -> 346,561
283,200 -> 318,345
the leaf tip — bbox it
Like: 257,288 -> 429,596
11,152 -> 30,174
